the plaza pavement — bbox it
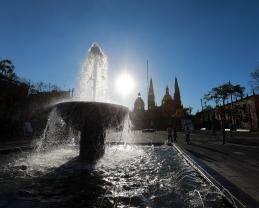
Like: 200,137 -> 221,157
174,132 -> 259,208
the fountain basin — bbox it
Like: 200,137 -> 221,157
55,101 -> 128,163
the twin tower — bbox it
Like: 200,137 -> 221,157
134,77 -> 182,114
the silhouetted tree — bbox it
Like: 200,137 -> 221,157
204,82 -> 246,143
233,84 -> 245,99
0,59 -> 16,80
250,67 -> 259,92
204,83 -> 230,144
174,107 -> 192,118
204,84 -> 230,106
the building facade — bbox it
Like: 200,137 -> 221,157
195,94 -> 259,130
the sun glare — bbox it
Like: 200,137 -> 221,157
115,73 -> 135,95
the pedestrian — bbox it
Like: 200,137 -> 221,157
173,128 -> 177,142
24,121 -> 33,137
185,127 -> 190,145
167,126 -> 173,144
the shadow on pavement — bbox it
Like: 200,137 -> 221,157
182,145 -> 259,208
190,143 -> 228,155
186,149 -> 217,162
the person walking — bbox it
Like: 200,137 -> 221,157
167,126 -> 173,144
185,127 -> 191,145
173,128 -> 177,142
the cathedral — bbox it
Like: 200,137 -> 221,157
131,77 -> 183,130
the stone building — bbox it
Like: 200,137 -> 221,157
195,94 -> 259,130
131,77 -> 183,130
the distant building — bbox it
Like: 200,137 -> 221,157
195,94 -> 259,130
131,77 -> 183,130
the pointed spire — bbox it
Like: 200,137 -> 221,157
149,78 -> 154,95
166,85 -> 170,94
174,77 -> 182,109
174,77 -> 180,95
148,78 -> 155,110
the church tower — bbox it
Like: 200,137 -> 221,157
174,77 -> 182,109
148,78 -> 155,110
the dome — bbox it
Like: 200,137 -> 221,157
162,86 -> 173,105
162,94 -> 172,102
134,93 -> 145,111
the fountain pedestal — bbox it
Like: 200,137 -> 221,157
55,102 -> 128,163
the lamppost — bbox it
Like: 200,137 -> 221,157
200,98 -> 204,128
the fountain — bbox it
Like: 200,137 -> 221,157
0,43 -> 236,208
55,101 -> 128,163
38,42 -> 128,163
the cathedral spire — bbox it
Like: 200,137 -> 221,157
166,85 -> 170,94
148,78 -> 155,110
174,77 -> 182,109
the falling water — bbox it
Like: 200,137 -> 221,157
36,42 -> 108,152
36,108 -> 79,152
78,42 -> 108,102
106,113 -> 135,144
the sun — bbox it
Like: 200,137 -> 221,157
115,73 -> 135,95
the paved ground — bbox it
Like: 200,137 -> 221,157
190,131 -> 259,146
174,133 -> 259,207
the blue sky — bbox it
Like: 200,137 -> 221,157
1,0 -> 259,111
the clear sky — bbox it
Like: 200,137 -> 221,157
1,0 -> 259,111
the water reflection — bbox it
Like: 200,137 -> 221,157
0,145 -> 231,207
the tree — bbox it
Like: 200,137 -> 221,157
204,84 -> 230,106
250,68 -> 259,92
0,59 -> 16,80
233,84 -> 245,100
204,83 -> 232,144
186,106 -> 193,115
204,82 -> 246,144
174,107 -> 192,119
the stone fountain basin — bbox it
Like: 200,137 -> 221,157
55,101 -> 128,163
55,101 -> 128,130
